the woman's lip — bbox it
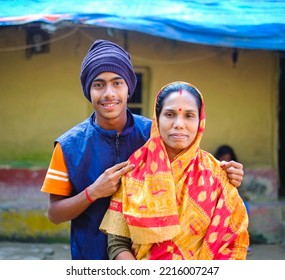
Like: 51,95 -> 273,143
169,134 -> 188,139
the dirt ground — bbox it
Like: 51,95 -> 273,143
0,242 -> 70,260
0,242 -> 285,260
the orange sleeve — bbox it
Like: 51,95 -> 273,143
41,143 -> 73,196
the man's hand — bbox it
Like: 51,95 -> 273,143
88,161 -> 135,200
220,160 -> 244,188
48,161 -> 135,224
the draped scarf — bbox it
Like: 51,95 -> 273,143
100,82 -> 249,260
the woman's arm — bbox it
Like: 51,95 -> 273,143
108,234 -> 136,260
114,251 -> 136,260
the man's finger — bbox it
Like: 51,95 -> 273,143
109,161 -> 129,172
223,160 -> 243,170
230,179 -> 241,188
118,164 -> 135,175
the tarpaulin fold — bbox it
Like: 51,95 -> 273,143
0,0 -> 285,50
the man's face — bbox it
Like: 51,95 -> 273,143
90,72 -> 129,131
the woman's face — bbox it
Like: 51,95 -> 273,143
158,90 -> 200,160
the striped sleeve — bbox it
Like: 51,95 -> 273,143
41,143 -> 73,196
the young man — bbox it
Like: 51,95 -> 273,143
41,39 -> 244,260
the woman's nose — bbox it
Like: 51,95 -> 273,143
173,116 -> 185,128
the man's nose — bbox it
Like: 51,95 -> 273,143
103,84 -> 115,98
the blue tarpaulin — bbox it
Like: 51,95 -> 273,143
0,0 -> 285,50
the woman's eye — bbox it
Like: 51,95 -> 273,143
186,114 -> 193,118
165,112 -> 173,117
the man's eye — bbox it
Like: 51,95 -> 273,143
114,81 -> 123,86
92,83 -> 102,88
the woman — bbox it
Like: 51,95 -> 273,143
214,145 -> 238,163
100,81 -> 249,260
214,145 -> 250,213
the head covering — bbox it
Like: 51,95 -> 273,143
80,39 -> 137,102
100,81 -> 249,260
101,81 -> 206,244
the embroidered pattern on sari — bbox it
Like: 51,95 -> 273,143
100,82 -> 249,260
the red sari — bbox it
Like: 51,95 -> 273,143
100,82 -> 249,260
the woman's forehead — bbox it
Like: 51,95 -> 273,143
162,91 -> 198,107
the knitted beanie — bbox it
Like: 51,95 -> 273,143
80,39 -> 137,102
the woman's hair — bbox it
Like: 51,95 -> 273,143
156,82 -> 202,118
214,145 -> 237,161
